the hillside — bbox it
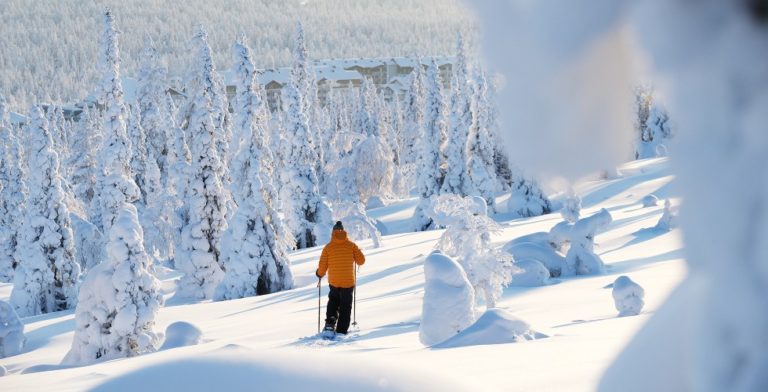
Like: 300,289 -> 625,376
0,157 -> 686,391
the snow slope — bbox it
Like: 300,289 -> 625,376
0,158 -> 685,391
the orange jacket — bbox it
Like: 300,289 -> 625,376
316,230 -> 365,288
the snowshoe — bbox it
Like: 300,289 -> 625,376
321,325 -> 336,340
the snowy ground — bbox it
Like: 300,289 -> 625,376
0,158 -> 685,391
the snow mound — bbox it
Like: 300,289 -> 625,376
641,194 -> 659,207
90,348 -> 470,391
434,309 -> 547,349
419,250 -> 475,346
160,321 -> 203,350
0,300 -> 25,358
612,276 -> 645,317
510,259 -> 551,287
503,240 -> 566,278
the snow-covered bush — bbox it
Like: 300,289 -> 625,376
64,204 -> 163,365
506,174 -> 552,218
548,221 -> 573,253
612,276 -> 644,317
331,201 -> 382,249
564,208 -> 612,276
160,321 -> 202,350
0,300 -> 25,358
11,105 -> 81,317
509,259 -> 551,287
430,194 -> 515,307
654,199 -> 677,231
642,194 -> 659,208
419,250 -> 475,346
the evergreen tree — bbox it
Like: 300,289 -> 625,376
10,105 -> 81,316
413,58 -> 448,231
92,9 -> 140,232
137,36 -> 170,181
64,204 -> 163,365
465,70 -> 498,210
441,34 -> 471,196
175,27 -> 230,299
127,104 -> 148,202
279,26 -> 332,249
67,106 -> 100,206
215,38 -> 294,299
0,96 -> 26,282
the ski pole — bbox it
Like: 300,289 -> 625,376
352,265 -> 358,329
317,277 -> 321,334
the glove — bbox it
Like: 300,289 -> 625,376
315,270 -> 322,279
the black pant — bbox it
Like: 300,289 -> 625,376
326,285 -> 354,334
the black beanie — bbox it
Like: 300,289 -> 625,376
333,221 -> 344,231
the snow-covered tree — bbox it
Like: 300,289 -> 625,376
67,106 -> 100,206
127,104 -> 148,201
10,105 -> 81,317
635,99 -> 672,159
401,60 -> 425,171
464,70 -> 498,210
291,22 -> 324,180
137,36 -> 169,179
441,34 -> 471,196
413,59 -> 448,231
64,204 -> 163,365
279,27 -> 332,249
91,9 -> 140,232
429,194 -> 515,308
564,208 -> 612,276
214,36 -> 293,300
506,173 -> 552,218
175,27 -> 231,299
419,250 -> 475,346
0,98 -> 26,282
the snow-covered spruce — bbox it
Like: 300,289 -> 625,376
441,34 -> 471,196
634,88 -> 672,160
419,250 -> 476,346
612,276 -> 644,317
560,193 -> 582,223
0,98 -> 27,282
64,204 -> 163,365
279,27 -> 332,249
0,300 -> 25,358
137,36 -> 170,181
430,194 -> 515,307
127,104 -> 147,201
413,58 -> 448,231
399,59 -> 425,186
139,146 -> 173,260
654,199 -> 677,231
506,173 -> 552,218
564,208 -> 612,276
465,70 -> 498,211
10,105 -> 81,317
214,36 -> 293,301
174,27 -> 230,300
91,9 -> 140,232
67,105 -> 100,206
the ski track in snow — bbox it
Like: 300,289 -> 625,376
0,158 -> 686,392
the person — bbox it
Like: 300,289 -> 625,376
316,221 -> 365,335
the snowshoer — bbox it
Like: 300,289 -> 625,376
316,221 -> 366,336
